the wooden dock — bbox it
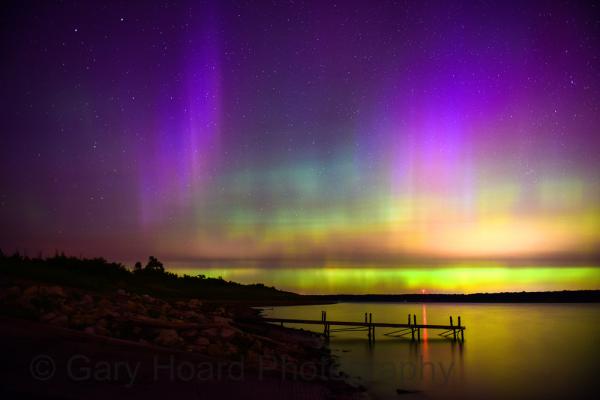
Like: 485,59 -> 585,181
262,311 -> 465,342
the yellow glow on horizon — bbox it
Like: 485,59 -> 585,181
172,265 -> 600,295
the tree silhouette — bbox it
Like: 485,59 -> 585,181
144,256 -> 164,273
134,261 -> 142,272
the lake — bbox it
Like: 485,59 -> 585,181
262,302 -> 600,399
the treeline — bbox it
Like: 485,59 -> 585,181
0,250 -> 298,301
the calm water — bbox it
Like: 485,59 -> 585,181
262,303 -> 600,399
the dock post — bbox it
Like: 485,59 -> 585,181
413,314 -> 420,341
450,316 -> 456,341
323,311 -> 328,337
370,313 -> 374,342
412,314 -> 416,341
458,316 -> 464,342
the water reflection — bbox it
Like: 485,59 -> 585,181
263,302 -> 599,399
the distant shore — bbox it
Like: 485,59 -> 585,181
307,290 -> 600,303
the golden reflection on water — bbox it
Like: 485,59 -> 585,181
263,302 -> 600,399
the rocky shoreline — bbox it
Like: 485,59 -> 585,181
0,280 -> 366,399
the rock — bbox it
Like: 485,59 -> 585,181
124,300 -> 138,312
194,336 -> 210,346
206,343 -> 224,357
23,286 -> 39,297
246,350 -> 260,363
182,310 -> 200,320
137,305 -> 148,315
224,343 -> 237,355
200,328 -> 219,337
3,286 -> 21,298
98,298 -> 111,308
250,339 -> 262,352
15,296 -> 34,310
116,289 -> 128,296
83,326 -> 96,335
212,316 -> 232,325
195,314 -> 208,323
81,294 -> 93,305
141,294 -> 155,304
188,299 -> 202,309
106,309 -> 120,318
220,327 -> 237,339
73,314 -> 95,327
50,315 -> 68,327
60,304 -> 74,315
154,329 -> 183,347
43,286 -> 66,297
396,389 -> 421,395
180,329 -> 198,338
95,326 -> 110,336
160,304 -> 172,314
41,312 -> 57,322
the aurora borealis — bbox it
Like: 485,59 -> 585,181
1,1 -> 600,292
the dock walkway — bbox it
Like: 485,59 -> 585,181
261,312 -> 465,342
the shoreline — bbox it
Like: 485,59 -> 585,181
0,279 -> 366,399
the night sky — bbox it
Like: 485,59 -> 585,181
1,0 -> 600,266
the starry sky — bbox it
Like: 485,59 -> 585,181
1,0 -> 600,268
